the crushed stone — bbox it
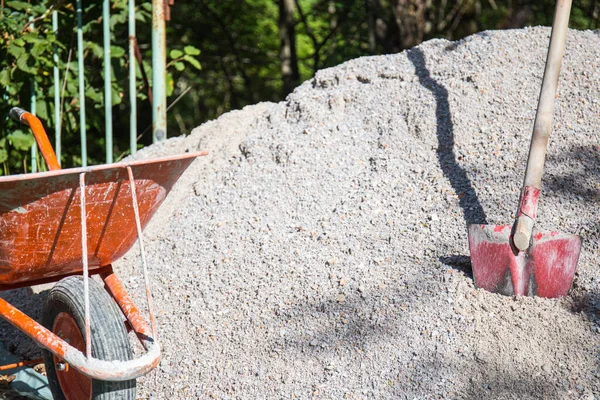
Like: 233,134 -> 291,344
2,27 -> 600,399
122,26 -> 600,399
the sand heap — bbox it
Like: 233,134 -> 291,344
126,27 -> 600,399
4,27 -> 600,400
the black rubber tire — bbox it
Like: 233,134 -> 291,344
41,276 -> 136,400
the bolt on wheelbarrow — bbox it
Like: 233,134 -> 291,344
0,107 -> 207,399
468,0 -> 581,298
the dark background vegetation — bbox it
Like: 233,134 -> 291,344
0,0 -> 598,173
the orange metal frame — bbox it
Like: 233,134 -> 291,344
0,358 -> 44,372
0,266 -> 160,380
0,109 -> 207,380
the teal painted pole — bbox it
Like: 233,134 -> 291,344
30,15 -> 37,174
77,0 -> 87,167
53,10 -> 61,164
30,80 -> 37,173
151,0 -> 166,143
128,0 -> 137,154
103,0 -> 113,163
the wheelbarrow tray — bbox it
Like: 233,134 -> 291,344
0,151 -> 206,381
0,152 -> 203,289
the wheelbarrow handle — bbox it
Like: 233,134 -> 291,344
8,107 -> 28,123
8,107 -> 61,171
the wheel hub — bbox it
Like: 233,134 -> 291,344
52,312 -> 92,400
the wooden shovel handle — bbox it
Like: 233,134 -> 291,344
514,0 -> 572,251
514,214 -> 535,251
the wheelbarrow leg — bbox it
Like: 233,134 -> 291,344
100,266 -> 155,347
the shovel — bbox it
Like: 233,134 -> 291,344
467,0 -> 581,298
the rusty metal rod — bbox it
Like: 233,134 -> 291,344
79,172 -> 92,359
152,0 -> 167,142
0,358 -> 44,372
126,166 -> 157,340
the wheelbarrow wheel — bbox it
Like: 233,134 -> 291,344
41,276 -> 136,400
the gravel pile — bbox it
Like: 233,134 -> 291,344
3,27 -> 600,399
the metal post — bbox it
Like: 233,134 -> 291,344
29,16 -> 37,174
151,0 -> 166,143
129,0 -> 137,154
30,80 -> 37,173
52,10 -> 61,164
103,0 -> 113,163
77,0 -> 87,167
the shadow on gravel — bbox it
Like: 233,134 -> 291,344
444,366 -> 571,399
545,144 -> 600,203
274,290 -> 403,354
568,285 -> 600,323
0,288 -> 49,359
406,48 -> 487,226
438,255 -> 472,278
270,278 -> 444,356
273,285 -> 583,398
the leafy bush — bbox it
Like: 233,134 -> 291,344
0,0 -> 200,174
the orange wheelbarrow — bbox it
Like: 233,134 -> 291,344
0,108 -> 206,399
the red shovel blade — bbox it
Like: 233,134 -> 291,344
467,224 -> 581,298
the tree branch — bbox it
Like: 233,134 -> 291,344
198,0 -> 255,102
437,0 -> 465,32
312,6 -> 349,71
21,0 -> 66,33
294,0 -> 349,73
293,0 -> 318,48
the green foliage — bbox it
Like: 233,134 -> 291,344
1,1 -> 54,173
0,147 -> 8,164
168,45 -> 202,77
0,0 -> 598,176
0,0 -> 201,175
7,130 -> 35,151
165,0 -> 600,138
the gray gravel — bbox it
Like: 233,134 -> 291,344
4,27 -> 600,399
